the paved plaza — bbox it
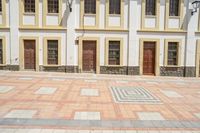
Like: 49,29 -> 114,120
0,71 -> 200,132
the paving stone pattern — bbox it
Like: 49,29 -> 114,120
110,87 -> 161,104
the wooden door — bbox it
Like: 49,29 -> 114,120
82,41 -> 96,73
24,40 -> 36,70
143,42 -> 156,75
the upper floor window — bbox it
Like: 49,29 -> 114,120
109,41 -> 120,65
169,0 -> 179,16
109,0 -> 120,14
84,0 -> 96,14
0,39 -> 3,64
47,40 -> 58,65
24,0 -> 35,13
0,0 -> 2,12
167,42 -> 178,65
48,0 -> 59,13
146,0 -> 156,15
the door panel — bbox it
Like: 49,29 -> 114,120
82,41 -> 96,72
24,40 -> 36,70
143,42 -> 156,75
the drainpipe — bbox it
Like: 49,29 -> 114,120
9,0 -> 12,69
127,0 -> 130,75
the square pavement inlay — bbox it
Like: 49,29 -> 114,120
18,77 -> 33,80
35,87 -> 57,95
81,89 -> 99,96
161,90 -> 183,98
110,87 -> 161,104
194,113 -> 200,119
4,110 -> 37,118
74,112 -> 101,120
116,80 -> 129,84
0,86 -> 14,93
84,80 -> 97,83
137,112 -> 165,120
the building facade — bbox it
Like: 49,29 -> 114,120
0,0 -> 200,77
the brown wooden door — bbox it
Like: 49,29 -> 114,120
24,40 -> 36,70
82,41 -> 96,73
143,42 -> 156,75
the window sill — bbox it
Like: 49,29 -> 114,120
169,16 -> 180,19
164,65 -> 180,68
145,15 -> 156,18
23,13 -> 36,15
83,13 -> 96,16
105,65 -> 123,67
109,14 -> 121,17
43,65 -> 61,67
47,13 -> 59,16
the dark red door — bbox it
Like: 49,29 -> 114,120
143,42 -> 156,75
82,41 -> 96,73
24,40 -> 36,70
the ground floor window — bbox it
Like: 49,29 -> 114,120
47,40 -> 58,65
0,39 -> 2,64
108,41 -> 120,65
167,42 -> 178,65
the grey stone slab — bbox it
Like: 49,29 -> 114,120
74,112 -> 101,120
89,120 -> 102,127
161,90 -> 183,98
4,110 -> 37,118
159,120 -> 175,128
194,113 -> 200,119
19,77 -> 33,80
81,89 -> 99,96
35,87 -> 57,95
0,86 -> 14,93
180,121 -> 194,128
137,112 -> 165,120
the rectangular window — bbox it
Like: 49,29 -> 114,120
168,42 -> 178,65
48,0 -> 59,13
146,0 -> 156,15
169,0 -> 179,16
109,41 -> 120,65
24,0 -> 35,13
0,0 -> 2,12
84,0 -> 96,14
0,39 -> 3,64
109,0 -> 120,14
47,40 -> 58,65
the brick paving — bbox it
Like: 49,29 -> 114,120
0,71 -> 200,132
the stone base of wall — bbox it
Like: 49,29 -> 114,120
100,66 -> 127,75
184,67 -> 196,77
39,66 -> 66,72
0,65 -> 19,71
100,66 -> 140,75
127,66 -> 140,75
160,66 -> 196,77
160,67 -> 184,77
65,66 -> 79,73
